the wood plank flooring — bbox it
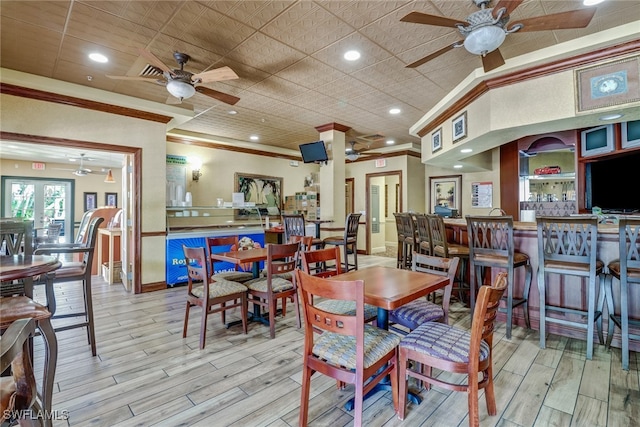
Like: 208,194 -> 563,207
29,254 -> 640,426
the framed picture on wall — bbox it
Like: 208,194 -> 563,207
84,192 -> 97,212
452,111 -> 467,143
429,175 -> 461,214
105,192 -> 118,207
431,127 -> 442,153
235,173 -> 283,218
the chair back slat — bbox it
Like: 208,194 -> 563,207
207,235 -> 243,273
301,246 -> 342,278
426,214 -> 448,255
466,216 -> 514,262
536,216 -> 598,266
0,219 -> 33,256
265,242 -> 300,277
415,214 -> 432,254
472,272 -> 508,349
283,214 -> 306,243
620,217 -> 640,272
344,213 -> 361,240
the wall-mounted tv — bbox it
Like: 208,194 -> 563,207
622,120 -> 640,149
586,150 -> 640,213
299,140 -> 328,163
580,124 -> 614,157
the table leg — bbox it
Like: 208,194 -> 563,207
226,260 -> 281,328
315,223 -> 321,239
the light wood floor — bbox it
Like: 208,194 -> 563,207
31,254 -> 640,427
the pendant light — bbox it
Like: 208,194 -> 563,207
104,169 -> 115,183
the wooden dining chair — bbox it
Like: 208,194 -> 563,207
205,236 -> 254,283
389,253 -> 459,333
295,268 -> 401,427
182,245 -> 248,349
397,272 -> 508,427
244,242 -> 300,339
277,234 -> 313,317
282,213 -> 323,249
0,318 -> 44,427
322,213 -> 361,272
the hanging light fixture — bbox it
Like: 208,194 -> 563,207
104,169 -> 115,183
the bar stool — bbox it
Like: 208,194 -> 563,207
393,213 -> 407,269
466,215 -> 532,339
428,214 -> 469,304
537,216 -> 605,359
322,213 -> 361,272
604,217 -> 640,370
414,213 -> 432,256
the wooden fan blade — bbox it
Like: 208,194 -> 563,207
514,8 -> 596,32
106,75 -> 163,83
137,48 -> 175,76
406,41 -> 462,68
482,49 -> 505,72
195,86 -> 240,105
192,66 -> 239,83
165,95 -> 182,105
400,11 -> 465,28
492,0 -> 524,18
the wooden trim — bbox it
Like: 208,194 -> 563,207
167,135 -> 300,161
141,231 -> 167,238
350,150 -> 420,162
0,131 -> 139,154
499,141 -> 519,218
141,282 -> 168,293
416,39 -> 640,137
314,123 -> 351,133
365,170 -> 403,255
0,83 -> 173,124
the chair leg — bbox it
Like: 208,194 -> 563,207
183,302 -> 191,338
604,275 -> 616,349
299,362 -> 312,427
199,303 -> 208,350
37,317 -> 57,427
354,383 -> 364,427
484,362 -> 497,416
269,297 -> 276,339
353,242 -> 358,270
506,266 -> 514,339
241,293 -> 248,335
221,301 -> 226,325
390,350 -> 399,413
522,262 -> 532,330
596,274 -> 605,345
281,297 -> 287,317
293,291 -> 302,329
538,267 -> 547,349
397,348 -> 408,420
83,277 -> 97,357
468,372 -> 480,427
621,275 -> 630,370
586,274 -> 596,360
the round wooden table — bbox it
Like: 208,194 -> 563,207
1,254 -> 61,298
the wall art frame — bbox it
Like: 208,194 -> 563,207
452,111 -> 467,143
84,192 -> 97,212
431,127 -> 442,153
235,172 -> 283,219
429,175 -> 461,215
576,56 -> 640,112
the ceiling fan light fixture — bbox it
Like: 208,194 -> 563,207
104,169 -> 116,183
463,25 -> 506,55
166,79 -> 195,100
345,153 -> 360,161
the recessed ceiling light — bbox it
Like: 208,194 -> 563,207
250,135 -> 259,141
389,108 -> 401,115
386,139 -> 395,145
453,164 -> 463,169
88,53 -> 108,63
344,50 -> 361,61
228,110 -> 238,115
460,148 -> 473,153
599,113 -> 623,121
583,0 -> 605,6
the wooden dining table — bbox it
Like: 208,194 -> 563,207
330,265 -> 449,409
0,254 -> 62,298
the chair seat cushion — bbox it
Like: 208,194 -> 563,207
245,276 -> 294,293
473,251 -> 529,268
313,325 -> 401,370
190,279 -> 247,299
434,244 -> 469,257
323,236 -> 356,245
0,296 -> 52,328
400,322 -> 489,364
259,269 -> 293,281
212,271 -> 254,283
607,260 -> 640,280
54,262 -> 86,278
390,299 -> 444,330
544,259 -> 604,274
316,300 -> 378,321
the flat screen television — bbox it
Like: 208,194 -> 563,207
622,120 -> 640,149
299,140 -> 328,163
586,151 -> 640,213
580,124 -> 614,157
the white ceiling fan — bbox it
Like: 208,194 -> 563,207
52,153 -> 107,176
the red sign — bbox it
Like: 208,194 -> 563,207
32,162 -> 46,170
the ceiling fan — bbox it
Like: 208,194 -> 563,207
107,49 -> 241,105
401,0 -> 597,72
53,154 -> 107,176
345,140 -> 383,161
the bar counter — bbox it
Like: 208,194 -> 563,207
443,218 -> 636,350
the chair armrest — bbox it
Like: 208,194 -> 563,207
34,246 -> 94,255
34,243 -> 84,250
1,319 -> 35,370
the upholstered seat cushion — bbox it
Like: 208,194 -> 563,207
400,322 -> 490,364
245,276 -> 294,293
54,262 -> 86,278
323,236 -> 356,245
190,279 -> 247,299
0,296 -> 52,329
259,269 -> 293,281
473,251 -> 529,268
212,271 -> 254,283
316,300 -> 378,321
544,259 -> 604,274
433,243 -> 469,257
608,260 -> 640,280
313,325 -> 401,370
390,299 -> 444,330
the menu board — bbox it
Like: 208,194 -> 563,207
471,182 -> 493,208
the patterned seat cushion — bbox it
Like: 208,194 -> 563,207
390,299 -> 444,330
313,325 -> 401,370
259,269 -> 293,281
316,300 -> 378,321
245,276 -> 294,293
400,322 -> 489,364
212,271 -> 254,283
190,279 -> 248,299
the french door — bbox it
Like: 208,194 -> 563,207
2,177 -> 74,242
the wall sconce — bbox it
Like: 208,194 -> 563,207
188,157 -> 203,182
104,169 -> 116,183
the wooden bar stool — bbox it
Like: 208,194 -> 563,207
322,213 -> 361,272
428,214 -> 469,304
393,213 -> 407,269
466,215 -> 532,339
604,217 -> 640,370
414,213 -> 433,256
537,216 -> 605,359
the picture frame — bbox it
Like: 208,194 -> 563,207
429,175 -> 462,215
84,192 -> 97,212
452,111 -> 467,143
431,127 -> 442,153
105,192 -> 118,207
576,57 -> 640,112
235,173 -> 283,219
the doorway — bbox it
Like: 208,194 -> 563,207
2,177 -> 74,242
365,171 -> 402,255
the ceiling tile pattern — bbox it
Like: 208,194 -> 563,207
1,0 -> 639,154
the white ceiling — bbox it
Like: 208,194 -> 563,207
1,0 -> 639,160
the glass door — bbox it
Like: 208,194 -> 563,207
2,178 -> 74,242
